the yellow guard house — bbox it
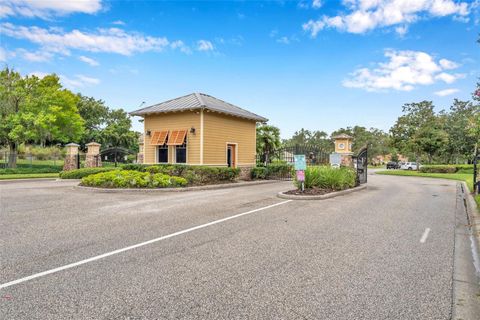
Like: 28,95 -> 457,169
131,93 -> 267,172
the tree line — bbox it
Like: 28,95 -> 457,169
257,83 -> 480,164
0,68 -> 139,167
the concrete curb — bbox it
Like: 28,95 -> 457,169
0,177 -> 58,184
277,184 -> 367,200
74,180 -> 281,193
451,182 -> 480,320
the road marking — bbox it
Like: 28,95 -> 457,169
420,228 -> 431,243
0,200 -> 292,290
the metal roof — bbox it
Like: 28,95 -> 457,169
130,92 -> 268,122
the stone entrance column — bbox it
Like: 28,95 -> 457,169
63,143 -> 79,171
332,134 -> 354,167
85,142 -> 102,168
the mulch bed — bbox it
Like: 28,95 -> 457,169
284,187 -> 336,196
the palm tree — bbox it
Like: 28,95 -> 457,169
256,125 -> 281,165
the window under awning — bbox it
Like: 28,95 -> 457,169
150,130 -> 169,145
167,129 -> 187,145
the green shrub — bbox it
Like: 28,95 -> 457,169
251,163 -> 293,180
420,164 -> 473,174
295,166 -> 356,191
59,167 -> 118,179
420,165 -> 457,173
121,163 -> 149,171
142,165 -> 239,185
81,170 -> 187,188
251,167 -> 268,179
0,165 -> 62,175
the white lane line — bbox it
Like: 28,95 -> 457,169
420,228 -> 431,243
0,200 -> 292,290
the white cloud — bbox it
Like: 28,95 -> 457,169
60,74 -> 100,89
343,49 -> 463,92
435,72 -> 465,83
0,0 -> 102,19
28,71 -> 49,79
0,48 -> 6,62
170,40 -> 192,54
312,0 -> 323,9
197,40 -> 214,51
302,20 -> 325,37
439,58 -> 459,69
395,25 -> 408,36
112,20 -> 125,26
434,88 -> 460,96
76,74 -> 100,85
303,0 -> 470,36
275,35 -> 299,45
277,36 -> 291,44
1,23 -> 176,56
18,49 -> 53,62
79,55 -> 99,66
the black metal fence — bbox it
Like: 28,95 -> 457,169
256,144 -> 330,180
0,152 -> 64,169
256,144 -> 368,184
100,147 -> 136,167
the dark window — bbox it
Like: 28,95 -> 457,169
176,142 -> 187,164
158,145 -> 168,163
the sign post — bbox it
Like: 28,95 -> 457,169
294,154 -> 306,192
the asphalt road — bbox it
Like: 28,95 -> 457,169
0,174 -> 460,319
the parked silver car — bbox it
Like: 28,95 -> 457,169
400,162 -> 421,170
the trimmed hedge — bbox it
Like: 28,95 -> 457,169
251,163 -> 293,180
59,167 -> 118,179
121,163 -> 149,171
295,166 -> 356,191
420,164 -> 473,174
144,165 -> 240,185
81,170 -> 187,188
0,165 -> 62,175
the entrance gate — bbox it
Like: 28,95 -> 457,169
353,146 -> 368,185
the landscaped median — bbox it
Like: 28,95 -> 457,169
277,165 -> 365,200
60,164 -> 244,190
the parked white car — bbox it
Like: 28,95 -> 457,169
401,162 -> 421,170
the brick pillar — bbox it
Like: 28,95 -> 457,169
341,154 -> 354,167
63,143 -> 79,171
238,166 -> 253,181
85,142 -> 102,168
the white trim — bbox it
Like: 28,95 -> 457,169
200,108 -> 204,165
226,142 -> 239,168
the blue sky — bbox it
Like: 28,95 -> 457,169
1,0 -> 479,138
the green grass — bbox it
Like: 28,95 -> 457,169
0,173 -> 59,180
376,170 -> 473,191
368,165 -> 385,169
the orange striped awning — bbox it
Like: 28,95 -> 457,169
167,129 -> 187,145
150,130 -> 169,145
